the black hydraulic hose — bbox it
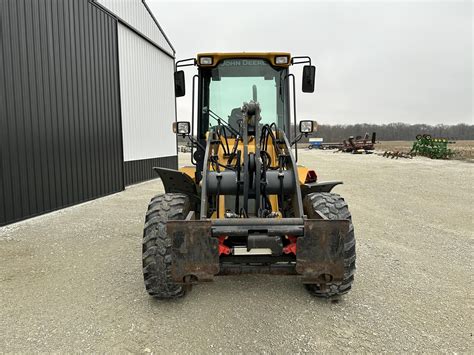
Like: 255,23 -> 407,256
265,128 -> 271,151
235,150 -> 241,213
269,129 -> 282,156
260,151 -> 268,214
227,135 -> 241,166
261,151 -> 272,171
260,124 -> 281,157
221,124 -> 230,155
260,125 -> 272,155
215,127 -> 228,156
208,109 -> 240,137
209,156 -> 235,171
259,124 -> 269,148
216,173 -> 221,218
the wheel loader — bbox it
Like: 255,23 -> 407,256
142,53 -> 356,299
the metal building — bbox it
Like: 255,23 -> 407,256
0,0 -> 177,226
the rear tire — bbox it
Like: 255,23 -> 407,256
308,145 -> 313,150
303,192 -> 356,298
142,193 -> 191,299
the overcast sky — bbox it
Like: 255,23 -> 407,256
148,0 -> 472,125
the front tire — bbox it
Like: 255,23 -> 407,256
303,192 -> 356,298
142,193 -> 191,299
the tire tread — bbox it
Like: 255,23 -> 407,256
303,192 -> 356,298
142,193 -> 191,299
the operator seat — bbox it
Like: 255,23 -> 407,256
228,108 -> 243,136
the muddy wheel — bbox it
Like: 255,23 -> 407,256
142,193 -> 191,299
303,192 -> 356,298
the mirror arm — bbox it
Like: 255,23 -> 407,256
184,133 -> 206,152
175,58 -> 197,70
290,56 -> 311,66
290,132 -> 307,147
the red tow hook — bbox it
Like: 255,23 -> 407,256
283,236 -> 297,255
218,236 -> 231,256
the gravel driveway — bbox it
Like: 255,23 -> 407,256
0,150 -> 472,352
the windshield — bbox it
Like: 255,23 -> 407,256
200,59 -> 288,138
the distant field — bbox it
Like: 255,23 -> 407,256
375,140 -> 474,161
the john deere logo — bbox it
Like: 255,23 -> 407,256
221,59 -> 267,67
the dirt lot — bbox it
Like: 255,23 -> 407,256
376,140 -> 474,161
0,150 -> 472,352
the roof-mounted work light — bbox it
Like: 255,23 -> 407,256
199,57 -> 213,65
275,56 -> 289,65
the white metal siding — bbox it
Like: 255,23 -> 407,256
118,23 -> 176,162
97,0 -> 174,54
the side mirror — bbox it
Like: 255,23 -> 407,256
172,121 -> 190,136
302,65 -> 315,93
299,120 -> 316,134
174,70 -> 185,97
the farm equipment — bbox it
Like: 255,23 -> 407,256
308,137 -> 323,149
318,132 -> 376,153
410,134 -> 454,159
318,142 -> 344,150
142,53 -> 356,299
382,151 -> 413,159
340,132 -> 376,153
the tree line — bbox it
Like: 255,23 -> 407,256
309,123 -> 473,142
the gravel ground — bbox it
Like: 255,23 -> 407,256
0,150 -> 472,353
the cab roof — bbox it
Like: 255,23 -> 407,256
196,52 -> 291,68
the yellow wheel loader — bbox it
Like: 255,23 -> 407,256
142,53 -> 356,299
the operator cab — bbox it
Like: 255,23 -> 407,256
199,56 -> 290,138
173,52 -> 316,177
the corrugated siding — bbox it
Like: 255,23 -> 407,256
124,156 -> 178,185
96,0 -> 174,55
0,0 -> 124,226
118,23 -> 177,162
